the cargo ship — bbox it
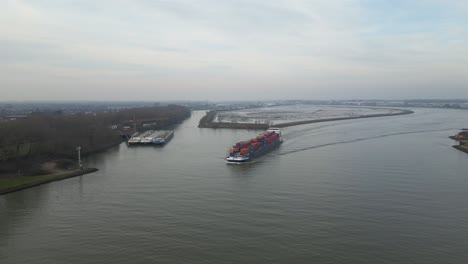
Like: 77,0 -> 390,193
152,130 -> 174,145
226,128 -> 283,163
128,130 -> 174,145
128,130 -> 154,145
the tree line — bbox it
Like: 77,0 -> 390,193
0,105 -> 190,161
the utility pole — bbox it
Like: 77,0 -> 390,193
76,146 -> 82,170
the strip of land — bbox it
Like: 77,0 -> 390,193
275,110 -> 414,127
450,130 -> 468,155
0,168 -> 98,195
453,144 -> 468,154
199,109 -> 414,129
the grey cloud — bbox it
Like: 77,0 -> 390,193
1,0 -> 467,101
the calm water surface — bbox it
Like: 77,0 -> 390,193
1,108 -> 468,264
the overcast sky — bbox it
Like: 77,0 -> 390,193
1,0 -> 467,101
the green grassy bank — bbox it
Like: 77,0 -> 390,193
0,168 -> 98,195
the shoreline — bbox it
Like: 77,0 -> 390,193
275,109 -> 414,128
0,168 -> 98,195
199,109 -> 414,129
453,145 -> 468,154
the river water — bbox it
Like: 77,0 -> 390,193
1,108 -> 468,264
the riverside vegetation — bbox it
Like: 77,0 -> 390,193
0,105 -> 190,193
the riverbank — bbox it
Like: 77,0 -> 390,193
199,109 -> 414,129
198,110 -> 269,129
453,144 -> 468,154
450,130 -> 468,154
275,109 -> 414,128
0,168 -> 98,195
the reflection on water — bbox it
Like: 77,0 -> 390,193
1,108 -> 468,264
0,184 -> 48,250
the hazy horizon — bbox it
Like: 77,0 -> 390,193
2,0 -> 468,101
1,98 -> 468,104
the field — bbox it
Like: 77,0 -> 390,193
215,105 -> 404,125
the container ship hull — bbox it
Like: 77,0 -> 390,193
226,128 -> 283,163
